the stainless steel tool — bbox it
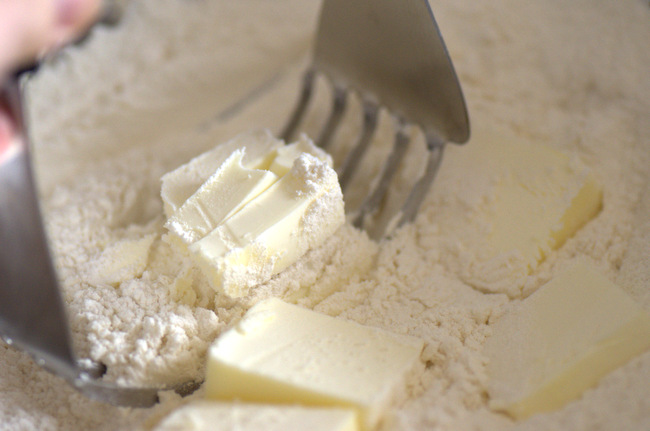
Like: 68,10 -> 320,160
0,77 -> 174,407
0,0 -> 468,408
282,0 -> 469,239
0,0 -> 196,408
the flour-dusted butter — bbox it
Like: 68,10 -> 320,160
485,263 -> 650,419
86,234 -> 156,286
444,127 -> 604,297
268,134 -> 332,176
165,150 -> 280,244
486,143 -> 602,269
161,129 -> 283,217
192,152 -> 343,297
205,298 -> 424,431
154,401 -> 358,431
161,130 -> 344,297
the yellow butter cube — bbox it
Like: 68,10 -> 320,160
205,299 -> 423,430
485,263 -> 650,419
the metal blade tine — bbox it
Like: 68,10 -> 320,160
337,100 -> 379,191
316,84 -> 347,150
353,121 -> 410,229
281,69 -> 315,142
0,77 -> 77,370
396,135 -> 446,229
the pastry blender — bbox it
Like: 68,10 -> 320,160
0,0 -> 468,407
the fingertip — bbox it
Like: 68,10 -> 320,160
0,0 -> 103,78
56,0 -> 102,43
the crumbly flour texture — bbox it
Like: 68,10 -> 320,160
1,0 -> 649,430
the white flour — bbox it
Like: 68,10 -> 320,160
1,0 -> 649,430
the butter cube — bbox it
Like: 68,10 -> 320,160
487,144 -> 602,267
161,130 -> 344,298
205,299 -> 424,431
192,152 -> 343,297
441,128 -> 604,297
485,263 -> 650,419
161,129 -> 283,217
154,402 -> 358,431
87,234 -> 156,285
165,150 -> 279,244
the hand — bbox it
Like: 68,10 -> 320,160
0,0 -> 101,161
0,0 -> 101,78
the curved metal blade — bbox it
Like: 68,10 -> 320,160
0,77 -> 77,369
313,0 -> 469,144
0,77 -> 189,408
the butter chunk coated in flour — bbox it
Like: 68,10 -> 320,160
164,149 -> 280,244
154,402 -> 358,431
485,263 -> 650,419
161,130 -> 344,297
161,129 -> 283,218
205,298 -> 424,431
443,129 -> 604,297
486,139 -> 602,267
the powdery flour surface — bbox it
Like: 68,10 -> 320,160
1,0 -> 649,430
